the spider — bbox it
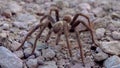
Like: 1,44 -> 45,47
16,7 -> 98,66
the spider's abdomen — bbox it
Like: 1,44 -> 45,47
53,21 -> 64,33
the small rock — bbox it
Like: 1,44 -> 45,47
24,47 -> 32,58
16,13 -> 37,23
96,28 -> 106,39
57,59 -> 66,67
92,7 -> 105,17
93,52 -> 108,61
38,61 -> 57,68
7,1 -> 22,13
10,41 -> 21,51
1,23 -> 10,30
36,56 -> 45,65
42,48 -> 55,60
13,21 -> 28,29
112,31 -> 120,40
78,3 -> 91,10
104,55 -> 120,68
107,23 -> 116,31
100,41 -> 120,55
0,46 -> 23,68
55,0 -> 69,9
26,59 -> 38,68
0,32 -> 8,38
14,50 -> 24,58
1,8 -> 12,18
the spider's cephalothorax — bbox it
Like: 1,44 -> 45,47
16,7 -> 98,66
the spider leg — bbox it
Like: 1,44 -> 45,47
32,24 -> 47,54
16,24 -> 41,50
70,13 -> 90,26
56,30 -> 62,45
45,28 -> 53,44
75,29 -> 85,66
75,20 -> 98,47
63,22 -> 72,58
50,8 -> 59,21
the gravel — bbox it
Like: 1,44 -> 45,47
0,0 -> 120,68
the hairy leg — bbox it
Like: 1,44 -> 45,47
16,24 -> 41,50
63,22 -> 72,58
70,13 -> 90,26
45,28 -> 53,44
78,20 -> 98,47
32,23 -> 49,54
75,29 -> 85,66
55,30 -> 63,45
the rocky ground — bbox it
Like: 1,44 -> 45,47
0,0 -> 120,68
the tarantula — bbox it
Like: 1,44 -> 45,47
16,8 -> 98,66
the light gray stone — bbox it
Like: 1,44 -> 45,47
104,55 -> 120,68
100,41 -> 120,55
13,21 -> 28,29
96,28 -> 106,39
16,13 -> 37,23
112,31 -> 120,40
93,52 -> 108,61
38,61 -> 57,68
0,46 -> 23,68
14,50 -> 24,58
7,1 -> 22,13
26,59 -> 38,68
42,48 -> 55,60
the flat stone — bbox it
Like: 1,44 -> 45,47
14,50 -> 24,58
93,52 -> 108,61
95,28 -> 106,39
112,31 -> 120,40
100,41 -> 120,55
26,59 -> 38,68
42,48 -> 56,60
0,46 -> 23,68
104,55 -> 120,68
38,61 -> 57,68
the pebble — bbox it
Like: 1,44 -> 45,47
0,46 -> 23,68
112,31 -> 120,40
104,55 -> 120,68
100,41 -> 120,55
12,21 -> 28,29
16,13 -> 37,23
92,7 -> 105,17
78,3 -> 91,10
14,50 -> 24,58
1,23 -> 10,30
26,59 -> 38,68
7,1 -> 22,13
42,48 -> 55,60
10,41 -> 21,51
93,52 -> 108,61
24,47 -> 32,58
95,28 -> 106,39
38,61 -> 57,68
